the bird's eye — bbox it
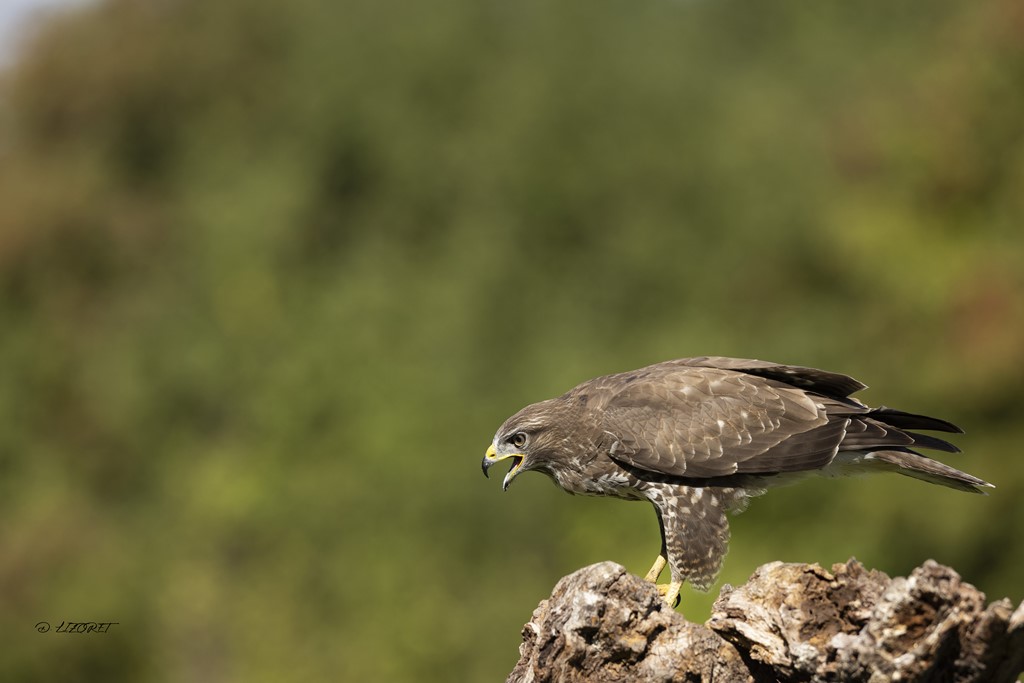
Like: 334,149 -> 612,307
509,432 -> 528,449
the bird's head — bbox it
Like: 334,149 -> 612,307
482,398 -> 573,491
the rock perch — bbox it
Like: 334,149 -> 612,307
506,559 -> 1024,682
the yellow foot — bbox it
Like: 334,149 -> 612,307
644,555 -> 667,583
656,581 -> 682,609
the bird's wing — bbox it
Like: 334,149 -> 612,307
592,365 -> 851,478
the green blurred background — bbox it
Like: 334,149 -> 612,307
1,0 -> 1022,680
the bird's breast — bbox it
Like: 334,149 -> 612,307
549,466 -> 646,500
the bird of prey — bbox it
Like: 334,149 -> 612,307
481,356 -> 992,607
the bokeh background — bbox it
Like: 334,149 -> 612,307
1,0 -> 1023,680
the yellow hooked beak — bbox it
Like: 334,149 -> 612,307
481,444 -> 526,491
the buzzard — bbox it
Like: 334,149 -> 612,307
481,357 -> 992,607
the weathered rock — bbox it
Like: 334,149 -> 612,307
506,561 -> 751,683
709,558 -> 1024,682
506,559 -> 1023,683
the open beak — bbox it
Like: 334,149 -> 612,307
482,444 -> 526,491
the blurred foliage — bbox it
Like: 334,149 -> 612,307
1,0 -> 1023,680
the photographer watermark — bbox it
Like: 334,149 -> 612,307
35,621 -> 119,634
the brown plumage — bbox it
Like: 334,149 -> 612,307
481,356 -> 992,606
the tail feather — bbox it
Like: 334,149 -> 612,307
868,449 -> 993,494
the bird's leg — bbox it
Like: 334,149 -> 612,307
645,504 -> 680,606
645,507 -> 669,582
644,554 -> 667,582
662,486 -> 736,610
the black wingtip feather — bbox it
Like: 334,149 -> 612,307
868,407 -> 964,434
905,431 -> 962,454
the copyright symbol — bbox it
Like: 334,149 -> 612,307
35,621 -> 50,633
